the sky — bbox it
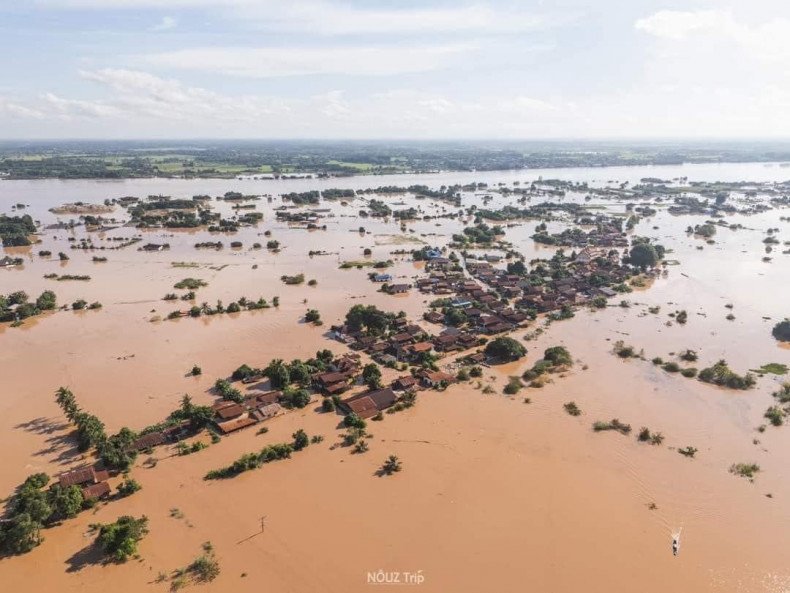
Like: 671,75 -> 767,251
0,0 -> 789,139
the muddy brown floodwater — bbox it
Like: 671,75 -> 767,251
1,162 -> 789,592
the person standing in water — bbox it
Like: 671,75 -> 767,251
672,537 -> 679,556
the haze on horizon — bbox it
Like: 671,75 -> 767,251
1,0 -> 789,140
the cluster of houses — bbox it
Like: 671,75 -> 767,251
56,465 -> 112,501
457,248 -> 636,314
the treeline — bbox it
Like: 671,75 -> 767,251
0,289 -> 56,323
0,214 -> 36,246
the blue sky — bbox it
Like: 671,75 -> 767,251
0,0 -> 788,139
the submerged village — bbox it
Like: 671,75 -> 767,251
1,169 -> 790,591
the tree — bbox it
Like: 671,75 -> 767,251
343,413 -> 366,430
117,478 -> 142,498
281,388 -> 311,409
362,363 -> 382,389
305,309 -> 321,323
1,513 -> 43,554
444,307 -> 467,327
98,427 -> 137,471
231,364 -> 256,381
48,485 -> 84,521
506,260 -> 526,275
772,319 -> 790,342
543,346 -> 572,366
380,455 -> 402,475
35,290 -> 57,311
316,349 -> 334,364
287,360 -> 312,385
95,515 -> 149,562
484,336 -> 527,362
345,304 -> 392,335
629,243 -> 658,268
292,429 -> 309,451
263,359 -> 290,389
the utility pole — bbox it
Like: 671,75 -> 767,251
260,515 -> 267,533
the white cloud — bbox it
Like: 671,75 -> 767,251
42,92 -> 123,118
0,98 -> 45,119
37,1 -> 548,36
635,10 -> 790,61
634,10 -> 729,40
140,43 -> 477,78
150,16 -> 177,32
78,68 -> 292,121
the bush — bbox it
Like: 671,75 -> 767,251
503,377 -> 523,395
484,336 -> 527,362
698,360 -> 755,390
764,406 -> 785,426
679,349 -> 698,362
305,309 -> 321,323
344,413 -> 367,430
772,319 -> 790,342
190,365 -> 202,376
231,364 -> 257,381
94,515 -> 149,562
678,446 -> 697,458
174,278 -> 207,290
292,429 -> 309,451
116,478 -> 142,498
543,346 -> 572,366
380,455 -> 402,475
662,361 -> 680,373
592,418 -> 631,435
613,341 -> 638,359
563,402 -> 581,416
680,367 -> 697,378
729,463 -> 760,479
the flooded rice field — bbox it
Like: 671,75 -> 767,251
0,162 -> 789,592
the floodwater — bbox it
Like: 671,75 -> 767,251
0,161 -> 789,592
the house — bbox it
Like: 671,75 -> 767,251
392,376 -> 418,391
162,420 -> 192,442
421,371 -> 457,388
390,332 -> 414,345
462,352 -> 487,365
131,432 -> 167,451
0,256 -> 19,267
425,248 -> 443,259
372,273 -> 392,282
315,371 -> 352,395
376,353 -> 398,366
58,466 -> 109,488
341,388 -> 398,418
250,403 -> 282,422
598,287 -> 617,298
385,283 -> 411,294
424,311 -> 444,324
140,243 -> 169,252
216,415 -> 258,434
401,341 -> 434,361
214,402 -> 245,420
81,482 -> 111,500
433,334 -> 459,352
